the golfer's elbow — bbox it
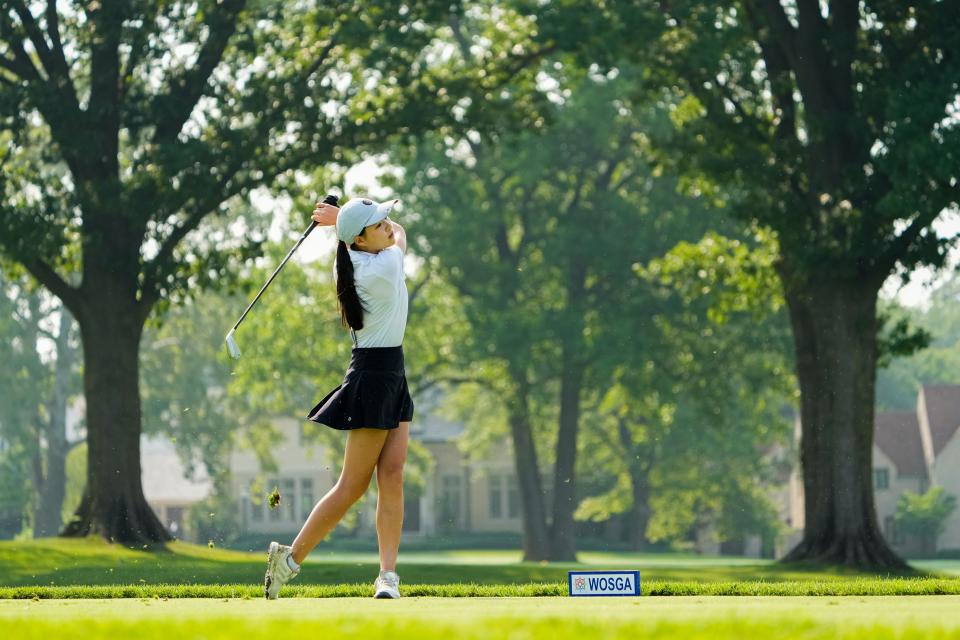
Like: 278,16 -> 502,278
390,221 -> 407,252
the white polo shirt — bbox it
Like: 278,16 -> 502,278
337,245 -> 408,348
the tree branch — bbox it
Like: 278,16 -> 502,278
826,0 -> 858,98
796,0 -> 828,42
20,258 -> 83,316
411,375 -> 493,398
880,205 -> 950,274
8,0 -> 56,77
486,43 -> 559,93
11,0 -> 80,114
448,12 -> 472,60
303,37 -> 338,82
0,54 -> 32,80
120,8 -> 159,101
152,0 -> 246,143
139,155 -> 262,311
747,0 -> 799,69
0,13 -> 42,82
408,267 -> 433,308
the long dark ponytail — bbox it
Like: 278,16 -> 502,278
336,237 -> 365,330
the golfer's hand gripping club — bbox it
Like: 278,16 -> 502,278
225,194 -> 340,359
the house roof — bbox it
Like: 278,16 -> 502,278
874,411 -> 927,478
921,385 -> 960,456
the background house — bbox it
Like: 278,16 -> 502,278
157,406 -> 527,544
141,436 -> 212,538
138,384 -> 960,555
782,385 -> 960,556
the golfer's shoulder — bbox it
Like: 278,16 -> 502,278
354,247 -> 400,285
373,246 -> 404,270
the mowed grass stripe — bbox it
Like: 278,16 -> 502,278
5,597 -> 960,640
4,578 -> 960,599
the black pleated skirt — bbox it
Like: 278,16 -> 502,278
307,346 -> 414,430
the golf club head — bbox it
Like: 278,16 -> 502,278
225,330 -> 241,359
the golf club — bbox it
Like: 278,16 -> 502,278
225,193 -> 340,359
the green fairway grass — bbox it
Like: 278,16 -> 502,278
3,596 -> 960,640
5,537 -> 956,590
4,577 -> 960,599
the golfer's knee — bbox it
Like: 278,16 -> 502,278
377,462 -> 404,491
334,476 -> 371,503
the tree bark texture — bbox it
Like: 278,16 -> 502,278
780,278 -> 907,570
548,260 -> 588,560
549,346 -> 584,561
61,294 -> 170,543
617,416 -> 652,550
505,372 -> 551,561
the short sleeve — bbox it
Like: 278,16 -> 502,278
367,246 -> 404,284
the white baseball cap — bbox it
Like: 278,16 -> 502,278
335,197 -> 399,244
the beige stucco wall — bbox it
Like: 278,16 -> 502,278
466,440 -> 522,534
932,434 -> 960,551
872,448 -> 925,551
422,438 -> 523,534
229,418 -> 335,535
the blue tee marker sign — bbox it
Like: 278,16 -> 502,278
568,570 -> 641,597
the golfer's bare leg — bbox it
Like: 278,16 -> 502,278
290,428 -> 389,565
376,422 -> 409,572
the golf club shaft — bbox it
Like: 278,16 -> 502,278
229,221 -> 317,332
230,194 -> 338,333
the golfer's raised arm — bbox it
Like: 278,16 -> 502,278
311,201 -> 340,227
390,220 -> 407,253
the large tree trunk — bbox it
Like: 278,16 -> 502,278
780,278 -> 907,570
548,262 -> 588,560
33,312 -> 74,537
62,296 -> 169,544
617,417 -> 652,550
506,370 -> 550,561
627,475 -> 651,550
549,344 -> 584,561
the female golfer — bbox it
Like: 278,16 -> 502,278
264,196 -> 413,600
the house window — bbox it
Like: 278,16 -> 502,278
300,478 -> 314,521
250,482 -> 264,522
884,515 -> 904,545
507,475 -> 520,519
489,475 -> 503,519
166,506 -> 185,534
282,478 -> 296,521
873,468 -> 890,490
403,495 -> 421,532
438,475 -> 462,529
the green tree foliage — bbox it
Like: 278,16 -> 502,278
0,269 -> 80,538
877,278 -> 960,411
895,487 -> 957,548
138,223 -> 474,538
0,0 -> 532,543
394,66 -> 792,557
574,231 -> 793,550
646,233 -> 794,548
532,0 -> 960,568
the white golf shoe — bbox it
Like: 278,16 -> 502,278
373,570 -> 401,599
264,541 -> 299,599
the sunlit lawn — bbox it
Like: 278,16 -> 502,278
3,596 -> 960,640
1,537 -> 957,589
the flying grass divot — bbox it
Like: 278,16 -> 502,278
267,488 -> 281,510
568,570 -> 641,597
